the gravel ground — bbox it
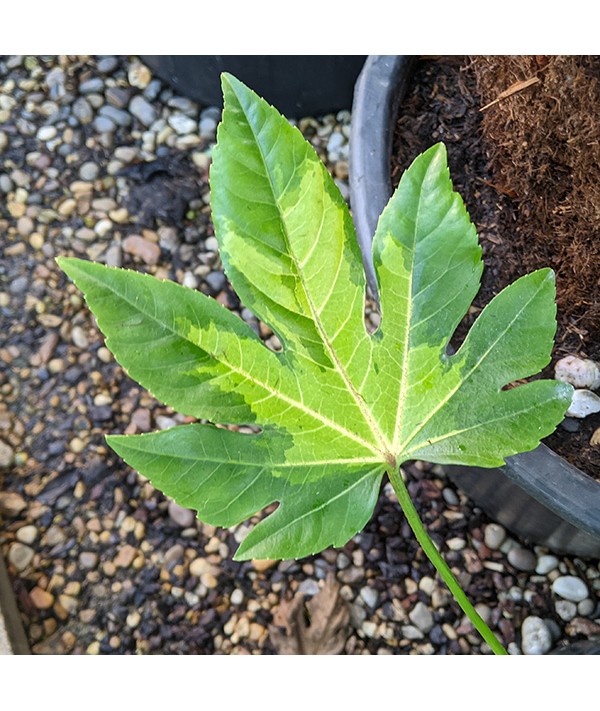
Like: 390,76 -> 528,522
1,55 -> 599,655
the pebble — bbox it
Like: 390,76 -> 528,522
8,542 -> 34,571
0,440 -> 15,468
355,585 -> 377,609
79,78 -> 104,94
507,547 -> 536,572
555,600 -> 577,621
0,131 -> 8,152
483,523 -> 506,550
555,355 -> 600,390
199,116 -> 218,139
168,113 -> 197,135
128,62 -> 152,89
94,218 -> 112,238
129,95 -> 157,127
29,587 -> 55,610
230,589 -> 244,606
552,576 -> 589,602
0,491 -> 26,516
93,116 -> 115,134
106,87 -> 132,109
72,97 -> 93,124
164,544 -> 184,566
122,234 -> 161,264
521,616 -> 552,655
37,126 -> 57,141
97,56 -> 119,74
298,579 -> 320,596
16,525 -> 38,545
168,501 -> 195,528
536,555 -> 559,575
566,389 -> 600,418
70,326 -> 89,349
99,105 -> 132,128
79,162 -> 100,181
114,544 -> 138,568
409,601 -> 434,633
126,611 -> 141,628
79,551 -> 98,569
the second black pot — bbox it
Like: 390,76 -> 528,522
349,55 -> 600,559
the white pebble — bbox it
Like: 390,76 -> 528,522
566,389 -> 600,418
536,554 -> 559,575
230,589 -> 244,606
555,355 -> 600,390
552,575 -> 589,602
37,125 -> 57,141
521,616 -> 552,655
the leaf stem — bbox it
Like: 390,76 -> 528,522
388,467 -> 508,655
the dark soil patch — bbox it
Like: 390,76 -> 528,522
390,56 -> 600,480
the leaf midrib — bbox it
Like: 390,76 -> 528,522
245,106 -> 392,456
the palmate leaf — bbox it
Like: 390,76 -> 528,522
57,74 -> 573,561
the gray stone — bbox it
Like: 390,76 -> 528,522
143,79 -> 162,101
79,551 -> 98,569
566,389 -> 600,418
205,271 -> 226,292
199,116 -> 217,139
129,95 -> 158,127
105,87 -> 132,109
158,226 -> 179,251
0,439 -> 15,468
401,625 -> 424,640
0,174 -> 14,193
536,554 -> 559,575
521,616 -> 552,655
298,579 -> 320,596
37,125 -> 57,141
578,598 -> 596,616
10,276 -> 28,295
552,575 -> 589,602
113,146 -> 138,163
96,56 -> 119,74
164,543 -> 184,566
167,96 -> 198,114
72,96 -> 94,124
99,105 -> 132,127
8,542 -> 34,572
555,600 -> 577,621
507,547 -> 536,572
79,78 -> 104,94
93,115 -> 115,133
103,244 -> 122,267
168,113 -> 197,135
359,586 -> 379,609
483,523 -> 506,550
79,162 -> 99,181
201,106 -> 221,122
168,501 -> 195,528
156,415 -> 177,430
409,601 -> 434,633
46,67 -> 66,99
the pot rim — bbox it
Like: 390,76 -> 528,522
348,54 -> 600,545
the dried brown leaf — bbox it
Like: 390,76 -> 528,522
269,572 -> 350,655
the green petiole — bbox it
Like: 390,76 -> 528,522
388,466 -> 508,655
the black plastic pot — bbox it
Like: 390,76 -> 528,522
349,55 -> 600,559
140,56 -> 366,118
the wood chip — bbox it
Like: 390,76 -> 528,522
480,76 -> 540,112
269,572 -> 350,654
